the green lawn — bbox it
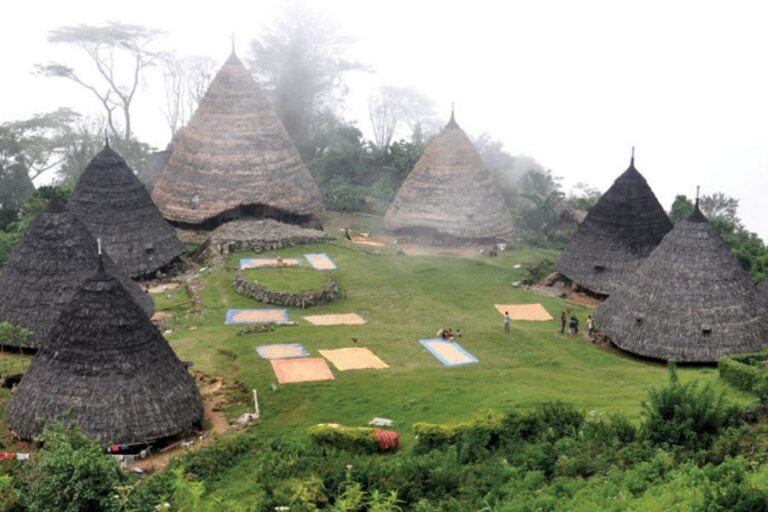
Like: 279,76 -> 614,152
240,266 -> 330,293
156,239 -> 750,451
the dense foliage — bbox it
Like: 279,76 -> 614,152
4,366 -> 767,511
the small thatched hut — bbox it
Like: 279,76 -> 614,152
68,143 -> 184,278
151,51 -> 323,226
384,113 -> 513,241
6,262 -> 203,444
594,204 -> 768,362
555,154 -> 672,296
0,198 -> 153,349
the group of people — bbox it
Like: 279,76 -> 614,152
559,312 -> 595,338
437,327 -> 462,340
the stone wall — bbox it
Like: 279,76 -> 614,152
233,272 -> 340,309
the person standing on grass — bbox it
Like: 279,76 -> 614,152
560,312 -> 567,335
504,311 -> 511,334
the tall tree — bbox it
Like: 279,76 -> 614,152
248,1 -> 365,157
161,54 -> 217,140
0,127 -> 34,229
368,86 -> 436,148
36,22 -> 166,139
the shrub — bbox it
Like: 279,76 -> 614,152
308,424 -> 379,453
0,321 -> 31,348
719,355 -> 768,402
413,411 -> 504,455
642,364 -> 740,452
175,431 -> 254,481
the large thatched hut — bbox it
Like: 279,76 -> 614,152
0,198 -> 153,349
151,51 -> 323,226
555,154 -> 672,296
384,113 -> 513,241
6,261 -> 203,444
594,204 -> 768,362
68,143 -> 183,278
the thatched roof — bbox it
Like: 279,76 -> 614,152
69,144 -> 184,278
555,155 -> 672,296
0,198 -> 153,349
151,51 -> 323,225
383,114 -> 513,240
594,205 -> 768,362
6,262 -> 203,444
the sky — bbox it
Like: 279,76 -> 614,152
3,0 -> 768,237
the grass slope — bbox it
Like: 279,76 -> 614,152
159,241 -> 745,452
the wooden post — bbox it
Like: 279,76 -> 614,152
253,389 -> 260,419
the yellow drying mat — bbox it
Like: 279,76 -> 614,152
494,304 -> 553,321
319,347 -> 389,371
303,313 -> 367,326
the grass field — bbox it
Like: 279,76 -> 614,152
153,238 -> 748,453
242,265 -> 330,292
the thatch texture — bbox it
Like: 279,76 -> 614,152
6,264 -> 203,444
152,51 -> 323,225
383,115 -> 513,240
0,199 -> 153,349
204,218 -> 329,260
594,206 -> 768,362
69,144 -> 184,278
555,157 -> 672,296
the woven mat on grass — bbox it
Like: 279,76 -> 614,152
240,257 -> 301,269
257,343 -> 309,359
319,347 -> 389,371
303,313 -> 366,326
305,253 -> 337,270
352,237 -> 386,247
494,304 -> 553,321
226,308 -> 289,325
271,357 -> 335,384
419,339 -> 479,367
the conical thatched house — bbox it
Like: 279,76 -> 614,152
151,51 -> 323,226
384,114 -> 513,241
594,204 -> 768,362
0,198 -> 153,349
69,143 -> 183,278
555,154 -> 672,296
6,262 -> 203,444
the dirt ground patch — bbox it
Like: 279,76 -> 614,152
397,243 -> 492,258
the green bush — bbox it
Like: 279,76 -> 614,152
308,424 -> 380,453
0,321 -> 32,348
719,354 -> 768,402
642,364 -> 740,452
413,411 -> 504,456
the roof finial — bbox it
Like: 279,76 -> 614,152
231,32 -> 236,55
630,146 -> 635,166
105,129 -> 110,149
695,185 -> 700,208
97,238 -> 104,271
446,102 -> 458,128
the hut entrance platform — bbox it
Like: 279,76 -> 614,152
203,219 -> 330,261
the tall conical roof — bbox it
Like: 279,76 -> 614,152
151,51 -> 323,225
68,144 -> 184,278
6,265 -> 203,444
0,200 -> 154,349
384,115 -> 513,239
555,154 -> 672,295
594,205 -> 768,362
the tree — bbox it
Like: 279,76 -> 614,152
161,54 -> 217,139
0,126 -> 34,229
669,194 -> 694,224
23,424 -> 125,511
36,22 -> 167,139
567,183 -> 602,211
700,192 -> 741,227
248,1 -> 365,157
368,86 -> 436,148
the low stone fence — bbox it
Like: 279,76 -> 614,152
233,272 -> 340,309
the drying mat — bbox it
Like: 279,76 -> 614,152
352,237 -> 386,247
303,313 -> 366,326
240,257 -> 301,269
305,253 -> 337,270
271,357 -> 335,384
319,347 -> 389,371
257,343 -> 309,359
419,339 -> 479,367
494,304 -> 553,321
226,308 -> 289,325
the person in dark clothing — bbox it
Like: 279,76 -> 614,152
560,312 -> 567,335
569,316 -> 579,335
